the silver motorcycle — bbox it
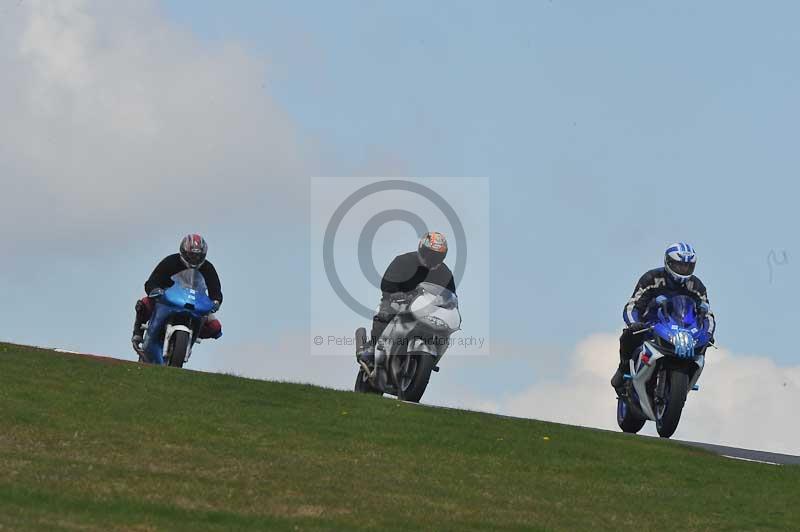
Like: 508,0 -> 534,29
354,282 -> 462,402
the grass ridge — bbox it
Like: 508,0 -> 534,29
1,343 -> 797,531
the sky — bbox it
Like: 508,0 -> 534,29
2,0 -> 800,454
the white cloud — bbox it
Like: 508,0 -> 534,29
460,333 -> 800,455
197,334 -> 357,391
0,0 -> 313,250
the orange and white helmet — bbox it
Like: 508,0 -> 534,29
418,231 -> 448,270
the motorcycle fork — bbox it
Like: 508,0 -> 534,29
654,367 -> 667,408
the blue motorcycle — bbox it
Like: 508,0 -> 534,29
617,295 -> 712,438
138,270 -> 215,368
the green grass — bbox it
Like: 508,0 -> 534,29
0,343 -> 797,531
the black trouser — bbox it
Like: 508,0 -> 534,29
370,295 -> 397,346
618,327 -> 645,368
370,316 -> 391,346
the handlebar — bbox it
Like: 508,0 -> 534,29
388,289 -> 419,305
148,287 -> 165,298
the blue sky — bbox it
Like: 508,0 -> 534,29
158,0 -> 800,357
2,1 -> 799,451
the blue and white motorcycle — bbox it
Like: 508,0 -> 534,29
138,270 -> 215,368
617,295 -> 713,438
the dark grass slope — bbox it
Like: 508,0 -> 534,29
0,343 -> 797,531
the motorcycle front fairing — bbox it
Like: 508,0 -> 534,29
142,269 -> 214,364
396,283 -> 460,357
631,346 -> 706,421
409,283 -> 461,334
651,295 -> 712,349
374,284 -> 461,366
629,295 -> 709,420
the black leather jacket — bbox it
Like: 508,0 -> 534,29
144,254 -> 223,303
623,267 -> 715,336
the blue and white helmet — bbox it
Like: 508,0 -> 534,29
664,242 -> 697,283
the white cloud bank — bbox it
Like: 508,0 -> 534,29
199,336 -> 358,392
468,334 -> 800,456
0,0 -> 312,251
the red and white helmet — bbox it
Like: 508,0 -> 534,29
180,234 -> 208,269
418,231 -> 448,270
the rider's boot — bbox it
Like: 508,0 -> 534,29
610,361 -> 628,396
132,300 -> 147,354
357,344 -> 375,368
132,321 -> 144,354
355,327 -> 375,368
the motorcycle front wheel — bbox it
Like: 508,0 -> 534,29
167,330 -> 191,368
393,353 -> 436,403
656,369 -> 690,438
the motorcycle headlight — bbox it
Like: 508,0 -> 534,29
425,315 -> 447,328
671,330 -> 696,359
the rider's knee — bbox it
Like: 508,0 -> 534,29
136,297 -> 155,321
374,310 -> 394,324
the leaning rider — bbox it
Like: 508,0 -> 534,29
357,231 -> 456,367
611,242 -> 716,395
132,234 -> 223,354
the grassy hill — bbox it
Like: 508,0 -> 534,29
0,343 -> 797,531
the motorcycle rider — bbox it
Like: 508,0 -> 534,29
611,242 -> 716,395
357,231 -> 456,367
132,234 -> 223,354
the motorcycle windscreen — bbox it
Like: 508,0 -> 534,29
411,282 -> 461,332
172,268 -> 208,292
416,282 -> 458,309
665,295 -> 698,328
164,269 -> 214,314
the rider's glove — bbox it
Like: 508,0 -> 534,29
148,287 -> 165,298
627,321 -> 648,333
211,300 -> 221,313
388,291 -> 414,312
389,291 -> 409,302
